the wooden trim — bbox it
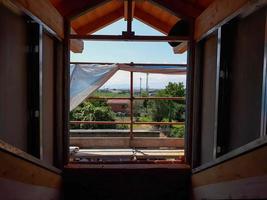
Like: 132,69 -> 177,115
192,144 -> 267,188
193,136 -> 267,174
150,0 -> 203,19
173,42 -> 188,54
1,0 -> 83,52
65,163 -> 190,169
126,0 -> 133,34
70,137 -> 184,148
70,39 -> 84,53
70,34 -> 189,42
0,139 -> 61,174
0,150 -> 62,188
73,7 -> 124,35
3,0 -> 64,38
134,6 -> 173,34
195,0 -> 267,41
57,0 -> 111,19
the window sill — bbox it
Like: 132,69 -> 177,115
192,136 -> 267,174
0,139 -> 62,174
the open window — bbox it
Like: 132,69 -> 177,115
0,4 -> 64,170
192,7 -> 267,170
68,16 -> 189,163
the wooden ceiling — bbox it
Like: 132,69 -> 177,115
50,0 -> 214,35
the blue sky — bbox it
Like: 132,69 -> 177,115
71,19 -> 187,89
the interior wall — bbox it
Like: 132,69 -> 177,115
0,5 -> 28,151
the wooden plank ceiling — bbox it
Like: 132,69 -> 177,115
50,0 -> 214,53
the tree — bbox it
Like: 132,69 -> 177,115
70,100 -> 116,129
150,82 -> 186,138
151,82 -> 185,122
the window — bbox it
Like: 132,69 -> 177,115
193,7 -> 267,170
0,4 -> 63,168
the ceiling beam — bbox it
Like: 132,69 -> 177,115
124,0 -> 135,20
70,39 -> 84,53
134,7 -> 175,34
150,0 -> 204,19
70,34 -> 189,42
126,0 -> 133,34
55,0 -> 110,19
173,42 -> 188,54
73,8 -> 124,35
195,0 -> 267,40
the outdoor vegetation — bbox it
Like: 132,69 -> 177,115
70,82 -> 186,138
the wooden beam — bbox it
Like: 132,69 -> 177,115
126,0 -> 133,34
73,8 -> 124,35
54,0 -> 110,19
0,150 -> 62,188
192,145 -> 267,188
72,149 -> 184,160
70,39 -> 84,53
70,28 -> 83,53
66,163 -> 190,169
195,0 -> 267,40
173,42 -> 188,54
70,137 -> 184,148
0,139 -> 61,174
134,6 -> 174,34
150,0 -> 204,19
4,0 -> 64,38
124,0 -> 135,20
70,34 -> 189,42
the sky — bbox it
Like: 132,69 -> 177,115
71,19 -> 187,89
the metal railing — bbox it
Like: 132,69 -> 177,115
69,63 -> 186,150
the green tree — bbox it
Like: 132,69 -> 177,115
152,82 -> 185,122
151,82 -> 186,138
70,100 -> 116,129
